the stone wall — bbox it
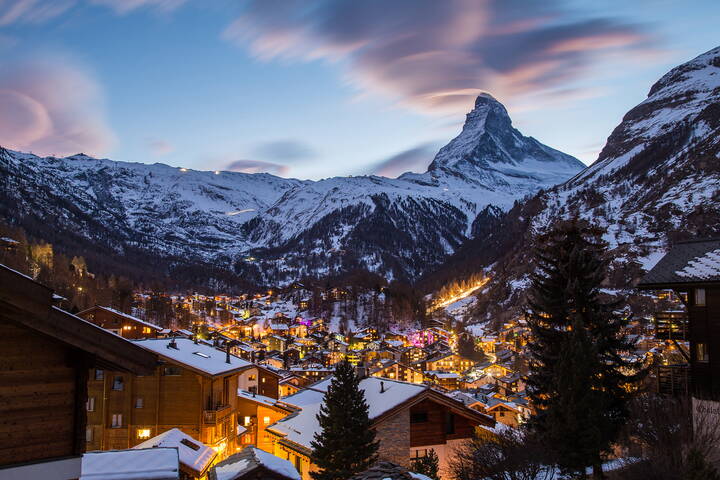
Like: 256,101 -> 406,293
374,408 -> 410,467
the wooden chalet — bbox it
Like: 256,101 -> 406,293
86,337 -> 280,461
370,360 -> 426,384
266,377 -> 494,480
0,264 -> 156,479
638,239 -> 720,402
209,446 -> 301,480
78,305 -> 163,339
423,352 -> 476,374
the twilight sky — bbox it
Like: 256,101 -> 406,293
0,0 -> 717,180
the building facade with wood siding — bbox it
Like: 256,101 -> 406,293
85,337 -> 281,462
0,264 -> 156,479
78,305 -> 163,339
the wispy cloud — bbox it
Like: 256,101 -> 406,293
250,139 -> 317,162
0,60 -> 114,157
145,137 -> 174,156
89,0 -> 187,15
0,0 -> 74,26
224,0 -> 658,115
224,159 -> 290,176
369,142 -> 440,178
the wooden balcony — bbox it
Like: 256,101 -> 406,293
657,364 -> 689,396
203,404 -> 231,424
654,311 -> 688,341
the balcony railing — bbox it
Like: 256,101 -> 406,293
203,404 -> 231,424
657,364 -> 689,396
654,311 -> 688,341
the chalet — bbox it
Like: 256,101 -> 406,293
267,377 -> 494,480
85,337 -> 278,459
400,346 -> 427,366
370,360 -> 426,384
483,399 -> 529,428
0,264 -> 156,479
236,391 -> 295,453
209,446 -> 301,480
134,428 -> 216,479
423,352 -> 476,374
289,364 -> 334,380
638,239 -> 720,406
424,371 -> 463,391
78,305 -> 163,339
278,374 -> 312,397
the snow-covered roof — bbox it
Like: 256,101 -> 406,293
81,448 -> 179,480
133,338 -> 253,376
210,446 -> 301,480
640,239 -> 720,286
134,428 -> 216,475
268,377 -> 427,450
90,306 -> 163,330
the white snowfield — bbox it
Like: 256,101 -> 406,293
80,448 -> 179,480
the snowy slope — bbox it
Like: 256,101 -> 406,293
0,94 -> 582,285
449,45 -> 720,323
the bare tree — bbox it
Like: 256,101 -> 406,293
448,428 -> 556,480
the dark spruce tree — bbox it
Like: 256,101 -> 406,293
410,449 -> 440,480
526,220 -> 644,479
310,360 -> 379,480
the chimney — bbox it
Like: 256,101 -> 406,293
380,381 -> 385,393
168,336 -> 178,349
226,342 -> 231,364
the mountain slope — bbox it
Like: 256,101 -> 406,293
429,45 -> 720,323
0,95 -> 583,286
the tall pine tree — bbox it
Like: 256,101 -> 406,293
526,220 -> 644,479
410,449 -> 440,480
311,360 -> 379,480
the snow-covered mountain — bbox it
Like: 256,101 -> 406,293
435,45 -> 720,323
0,94 -> 582,285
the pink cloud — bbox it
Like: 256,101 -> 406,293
0,61 -> 115,157
0,0 -> 74,26
224,159 -> 290,176
89,0 -> 187,14
370,143 -> 439,178
146,137 -> 174,156
224,1 -> 659,116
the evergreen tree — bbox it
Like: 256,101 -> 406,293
526,220 -> 644,479
410,449 -> 439,480
311,360 -> 379,480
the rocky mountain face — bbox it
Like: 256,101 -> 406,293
0,94 -> 582,287
431,46 -> 720,324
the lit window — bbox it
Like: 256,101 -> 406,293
244,416 -> 252,426
248,374 -> 256,381
263,416 -> 271,425
697,343 -> 709,363
696,288 -> 706,307
86,397 -> 96,412
137,428 -> 151,439
143,327 -> 151,334
111,414 -> 123,428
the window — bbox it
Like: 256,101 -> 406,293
697,343 -> 709,363
111,414 -> 123,428
193,351 -> 210,358
248,374 -> 257,382
412,449 -> 428,459
294,455 -> 302,473
410,412 -> 428,423
263,416 -> 271,426
137,428 -> 151,439
244,416 -> 252,426
86,427 -> 93,442
445,412 -> 455,434
696,288 -> 707,307
95,369 -> 104,380
143,327 -> 151,334
112,376 -> 124,391
135,397 -> 144,409
180,438 -> 200,451
162,366 -> 181,376
86,397 -> 96,412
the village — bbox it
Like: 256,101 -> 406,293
0,258 -> 695,480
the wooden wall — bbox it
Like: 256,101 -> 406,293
0,321 -> 83,465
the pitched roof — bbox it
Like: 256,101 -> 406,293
78,305 -> 163,331
209,447 -> 301,480
80,448 -> 179,480
348,462 -> 432,480
639,239 -> 720,287
0,264 -> 156,375
268,377 -> 493,454
134,428 -> 216,476
132,338 -> 253,377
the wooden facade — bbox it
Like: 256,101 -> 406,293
78,305 -> 162,339
0,264 -> 155,476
